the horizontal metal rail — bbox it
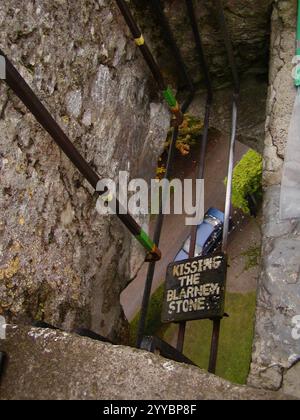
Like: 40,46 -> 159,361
115,0 -> 183,126
0,49 -> 161,262
140,336 -> 196,366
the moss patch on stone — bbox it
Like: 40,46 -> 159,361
155,114 -> 203,179
242,245 -> 261,271
226,150 -> 263,214
170,114 -> 203,156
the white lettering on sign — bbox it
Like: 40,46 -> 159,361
162,254 -> 226,322
167,283 -> 220,315
172,256 -> 223,277
166,283 -> 220,302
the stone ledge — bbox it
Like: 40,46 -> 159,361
0,326 -> 294,400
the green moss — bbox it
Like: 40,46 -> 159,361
242,245 -> 261,271
162,292 -> 257,385
225,150 -> 263,214
35,302 -> 45,322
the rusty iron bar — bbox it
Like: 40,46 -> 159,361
151,0 -> 195,94
207,0 -> 240,375
136,126 -> 179,347
0,49 -> 161,262
176,0 -> 213,354
135,2 -> 196,348
115,0 -> 184,126
0,352 -> 5,381
115,0 -> 166,90
215,0 -> 240,95
208,318 -> 221,373
141,336 -> 196,366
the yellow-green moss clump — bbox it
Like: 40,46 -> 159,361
167,114 -> 203,156
156,115 -> 203,179
227,150 -> 263,214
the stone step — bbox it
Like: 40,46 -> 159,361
0,325 -> 295,400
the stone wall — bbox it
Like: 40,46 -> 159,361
248,0 -> 300,398
0,0 -> 169,342
188,76 -> 267,153
135,0 -> 273,88
0,326 -> 294,400
132,0 -> 272,152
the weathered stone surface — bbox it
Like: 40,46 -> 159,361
0,326 -> 294,400
135,0 -> 273,88
0,0 -> 169,341
263,0 -> 297,186
248,1 -> 300,398
248,186 -> 300,396
265,0 -> 298,161
0,0 -> 299,399
133,0 -> 271,152
188,76 -> 267,153
282,362 -> 300,397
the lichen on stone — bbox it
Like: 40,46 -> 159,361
0,257 -> 21,281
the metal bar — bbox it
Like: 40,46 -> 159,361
176,322 -> 186,353
152,0 -> 195,93
207,0 -> 240,375
73,328 -> 113,344
214,0 -> 239,94
115,0 -> 165,89
185,0 -> 213,101
208,318 -> 221,373
136,126 -> 179,347
0,352 -> 5,379
32,321 -> 113,343
135,0 -> 197,348
140,336 -> 196,366
212,97 -> 238,375
115,0 -> 183,126
176,0 -> 213,353
0,49 -> 161,261
222,98 -> 238,252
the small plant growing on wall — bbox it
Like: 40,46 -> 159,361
174,114 -> 203,156
225,149 -> 263,215
156,114 -> 203,180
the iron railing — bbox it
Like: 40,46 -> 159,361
0,49 -> 161,262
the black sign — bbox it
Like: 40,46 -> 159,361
161,253 -> 227,323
